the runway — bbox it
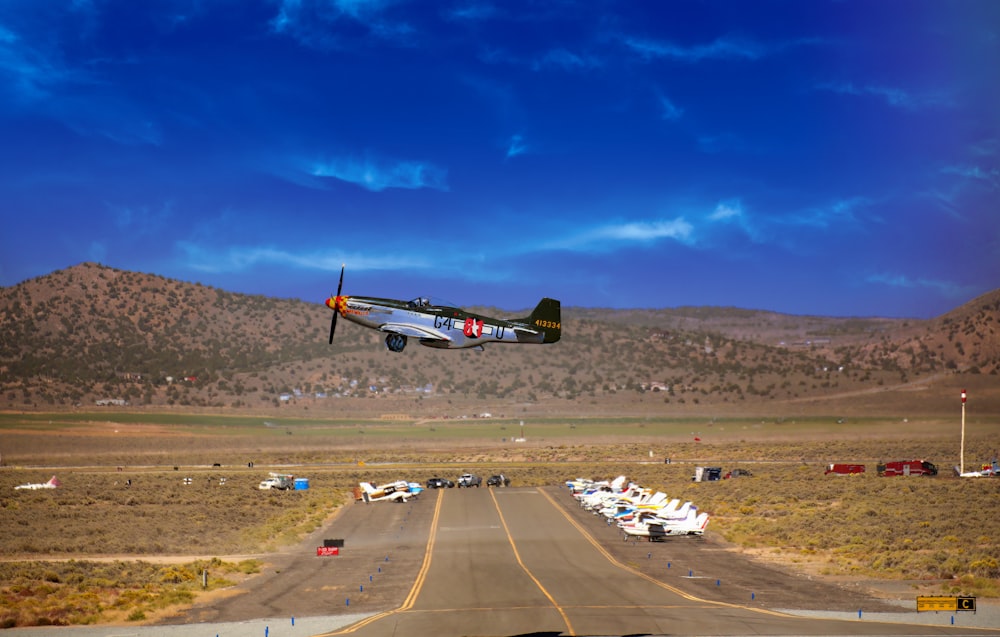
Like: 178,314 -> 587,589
7,486 -> 997,637
317,487 -> 993,636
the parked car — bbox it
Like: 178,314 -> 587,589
457,473 -> 482,488
487,474 -> 510,487
426,477 -> 455,489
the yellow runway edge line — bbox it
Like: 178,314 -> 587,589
314,487 -> 445,636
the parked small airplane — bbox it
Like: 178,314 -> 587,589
325,265 -> 561,353
619,509 -> 710,540
15,476 -> 60,490
357,480 -> 422,503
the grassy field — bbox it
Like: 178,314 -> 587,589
1,412 -> 999,627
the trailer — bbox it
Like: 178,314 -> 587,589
692,466 -> 722,482
825,463 -> 866,475
877,460 -> 937,477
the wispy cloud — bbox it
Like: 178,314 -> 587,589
866,273 -> 969,297
706,199 -> 765,243
656,91 -> 683,120
270,0 -> 415,48
814,81 -> 951,110
531,48 -> 601,72
176,242 -> 430,274
623,35 -> 764,62
0,22 -> 161,146
442,3 -> 501,22
480,46 -> 601,72
109,201 -> 174,235
0,23 -> 75,103
311,155 -> 448,191
506,134 -> 528,158
942,164 -> 1000,189
790,196 -> 874,229
545,218 -> 695,252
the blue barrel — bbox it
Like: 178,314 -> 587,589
294,478 -> 309,490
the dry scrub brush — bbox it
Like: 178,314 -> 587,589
0,558 -> 260,628
1,471 -> 346,556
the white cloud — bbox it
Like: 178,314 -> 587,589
708,201 -> 742,222
177,242 -> 430,274
547,218 -> 695,252
311,155 -> 448,191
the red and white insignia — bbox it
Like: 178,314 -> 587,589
463,317 -> 484,338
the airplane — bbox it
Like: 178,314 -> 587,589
14,476 -> 60,490
325,265 -> 561,353
619,508 -> 710,540
357,480 -> 422,503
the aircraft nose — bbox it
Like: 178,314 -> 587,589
326,295 -> 348,314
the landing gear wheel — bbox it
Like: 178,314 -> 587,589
385,333 -> 407,352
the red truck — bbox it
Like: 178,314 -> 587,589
825,463 -> 865,475
877,460 -> 938,476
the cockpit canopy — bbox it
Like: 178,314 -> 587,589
408,297 -> 431,309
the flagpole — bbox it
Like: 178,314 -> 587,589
960,389 -> 967,475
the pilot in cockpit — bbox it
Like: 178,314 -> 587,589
408,297 -> 430,309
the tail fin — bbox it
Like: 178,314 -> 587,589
524,298 -> 561,343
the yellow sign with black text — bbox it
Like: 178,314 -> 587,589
916,596 -> 976,612
958,596 -> 976,611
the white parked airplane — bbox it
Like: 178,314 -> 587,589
620,509 -> 710,540
15,476 -> 60,490
358,480 -> 423,503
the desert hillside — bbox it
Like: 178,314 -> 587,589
1,263 -> 997,417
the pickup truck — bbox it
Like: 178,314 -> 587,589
457,473 -> 482,488
258,473 -> 294,490
487,474 -> 510,487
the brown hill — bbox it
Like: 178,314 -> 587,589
1,263 -> 997,417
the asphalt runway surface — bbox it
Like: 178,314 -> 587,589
9,486 -> 999,636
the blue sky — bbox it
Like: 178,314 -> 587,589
1,1 -> 997,318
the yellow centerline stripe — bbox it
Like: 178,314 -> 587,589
489,487 -> 576,636
313,487 -> 445,636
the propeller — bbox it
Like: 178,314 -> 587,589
328,264 -> 345,344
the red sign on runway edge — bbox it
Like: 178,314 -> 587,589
316,546 -> 340,556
